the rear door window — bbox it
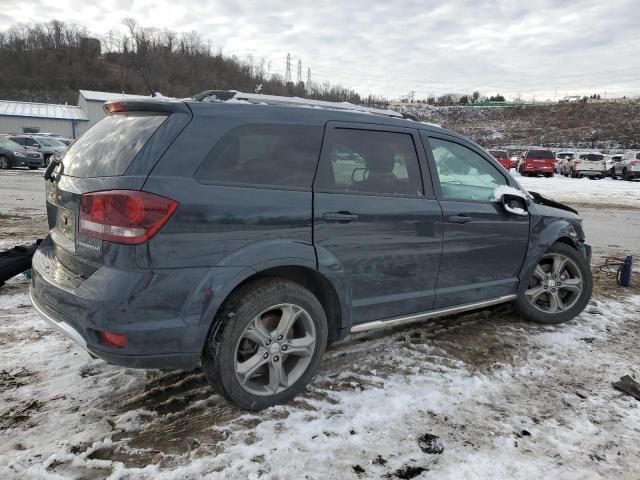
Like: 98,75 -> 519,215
195,125 -> 322,189
315,128 -> 423,196
62,113 -> 167,177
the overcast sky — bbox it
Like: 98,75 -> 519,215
1,0 -> 639,100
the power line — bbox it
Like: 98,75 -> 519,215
284,52 -> 292,84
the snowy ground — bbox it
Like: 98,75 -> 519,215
511,171 -> 640,210
1,169 -> 639,479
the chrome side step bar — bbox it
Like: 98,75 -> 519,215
350,295 -> 516,334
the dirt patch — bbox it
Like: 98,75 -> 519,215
591,264 -> 640,299
0,367 -> 39,390
0,213 -> 48,245
0,399 -> 43,430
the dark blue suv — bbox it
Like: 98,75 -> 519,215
30,92 -> 592,410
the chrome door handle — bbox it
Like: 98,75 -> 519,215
323,212 -> 359,222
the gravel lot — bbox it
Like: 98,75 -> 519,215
0,168 -> 639,479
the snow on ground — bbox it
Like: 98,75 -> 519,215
1,273 -> 639,479
511,171 -> 640,209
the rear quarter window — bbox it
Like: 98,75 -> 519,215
62,113 -> 167,177
195,125 -> 323,189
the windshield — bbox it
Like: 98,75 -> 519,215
528,150 -> 554,159
0,138 -> 23,150
36,137 -> 65,147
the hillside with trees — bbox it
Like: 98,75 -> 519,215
398,102 -> 640,149
0,20 -> 370,105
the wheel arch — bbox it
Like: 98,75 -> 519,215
196,262 -> 351,357
518,217 -> 586,295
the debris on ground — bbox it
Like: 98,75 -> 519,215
417,433 -> 444,454
0,240 -> 41,288
612,375 -> 640,401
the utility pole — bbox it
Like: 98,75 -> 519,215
297,59 -> 302,83
410,90 -> 415,103
307,67 -> 311,85
285,53 -> 292,84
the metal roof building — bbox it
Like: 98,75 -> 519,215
0,100 -> 89,138
78,90 -> 151,128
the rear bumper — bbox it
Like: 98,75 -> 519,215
29,236 -> 218,370
575,170 -> 605,177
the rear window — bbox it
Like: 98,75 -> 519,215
195,125 -> 323,189
579,154 -> 604,161
62,113 -> 167,177
527,150 -> 554,159
636,153 -> 640,160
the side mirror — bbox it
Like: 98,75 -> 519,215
491,186 -> 529,217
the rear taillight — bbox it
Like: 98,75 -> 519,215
631,160 -> 639,167
574,161 -> 581,166
98,331 -> 127,348
79,190 -> 178,244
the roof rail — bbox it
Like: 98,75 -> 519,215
192,90 -> 404,119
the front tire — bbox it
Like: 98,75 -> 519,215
0,155 -> 11,169
202,278 -> 328,410
514,242 -> 592,325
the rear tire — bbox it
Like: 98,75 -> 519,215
624,170 -> 632,181
43,155 -> 51,167
514,242 -> 592,325
202,278 -> 328,411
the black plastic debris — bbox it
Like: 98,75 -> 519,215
613,375 -> 640,401
417,433 -> 444,454
0,240 -> 41,288
352,464 -> 366,475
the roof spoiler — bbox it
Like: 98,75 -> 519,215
103,99 -> 191,114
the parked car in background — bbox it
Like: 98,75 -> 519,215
488,149 -> 512,170
518,149 -> 555,177
555,151 -> 574,175
604,154 -> 623,175
0,137 -> 44,169
8,134 -> 67,166
565,152 -> 606,179
30,92 -> 593,410
611,151 -> 640,181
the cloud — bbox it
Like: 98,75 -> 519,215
0,0 -> 638,99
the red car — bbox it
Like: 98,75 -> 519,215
488,149 -> 511,170
518,149 -> 555,177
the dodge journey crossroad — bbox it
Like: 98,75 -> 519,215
31,91 -> 593,410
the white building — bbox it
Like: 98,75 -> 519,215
78,90 -> 151,129
0,100 -> 89,138
0,90 -> 153,140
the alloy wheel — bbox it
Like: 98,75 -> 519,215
525,253 -> 583,314
0,156 -> 8,169
234,303 -> 316,396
